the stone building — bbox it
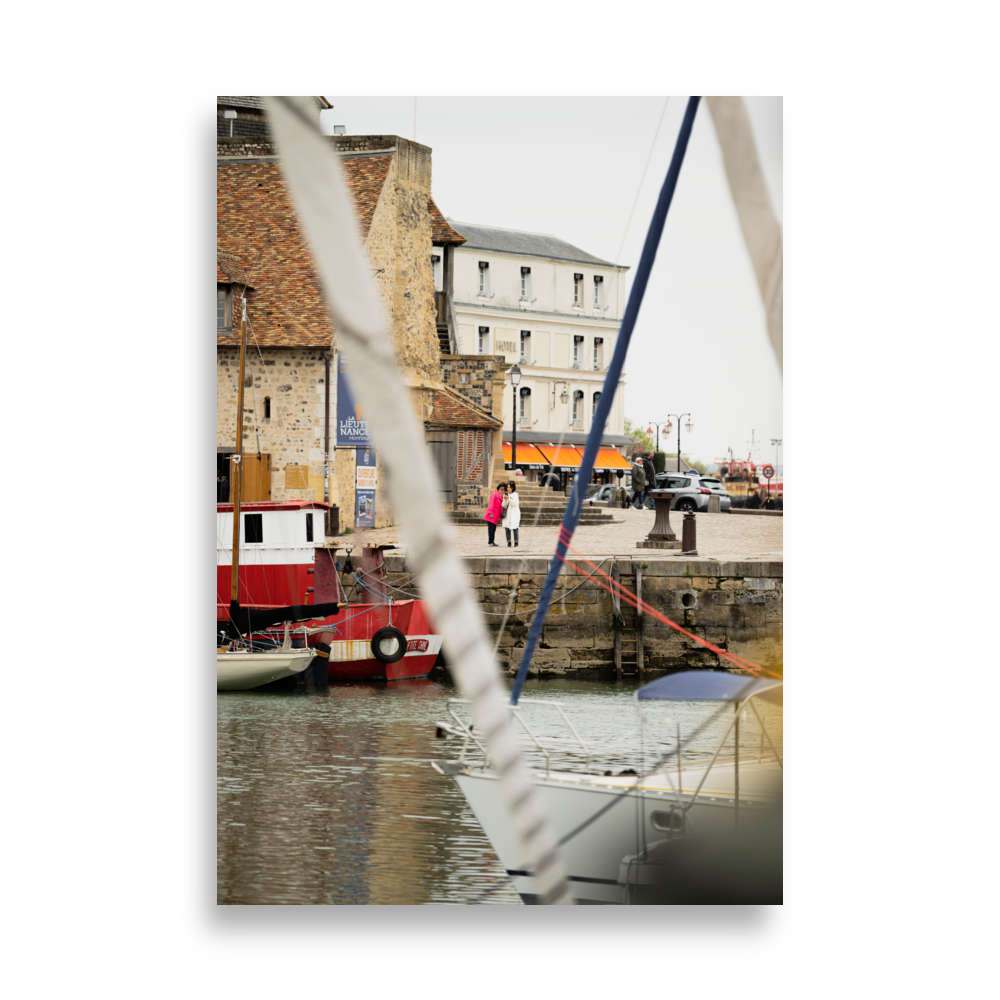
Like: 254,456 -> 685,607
217,98 -> 496,529
450,222 -> 632,488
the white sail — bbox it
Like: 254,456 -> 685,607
263,97 -> 571,904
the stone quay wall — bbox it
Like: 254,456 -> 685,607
373,554 -> 783,676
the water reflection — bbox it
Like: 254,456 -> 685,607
217,676 -> 782,905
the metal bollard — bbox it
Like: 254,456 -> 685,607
681,512 -> 697,554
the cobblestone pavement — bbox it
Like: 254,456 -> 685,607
338,508 -> 783,561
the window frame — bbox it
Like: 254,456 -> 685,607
217,285 -> 232,335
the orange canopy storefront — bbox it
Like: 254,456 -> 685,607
592,447 -> 632,471
536,445 -> 584,469
502,442 -> 551,469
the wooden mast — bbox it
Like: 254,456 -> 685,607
229,294 -> 248,617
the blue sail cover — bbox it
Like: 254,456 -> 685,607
637,671 -> 782,703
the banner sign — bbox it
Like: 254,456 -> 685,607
336,352 -> 374,447
355,445 -> 377,528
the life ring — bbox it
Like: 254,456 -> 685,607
371,626 -> 406,663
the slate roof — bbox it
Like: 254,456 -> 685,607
425,385 -> 502,430
428,197 -> 466,246
216,153 -> 393,348
217,96 -> 332,110
449,222 -> 625,269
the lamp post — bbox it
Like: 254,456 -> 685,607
666,413 -> 693,471
508,364 -> 522,471
646,421 -> 671,464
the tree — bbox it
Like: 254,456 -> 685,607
623,418 -> 654,461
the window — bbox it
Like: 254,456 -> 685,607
593,337 -> 603,370
244,513 -> 263,544
593,275 -> 604,309
431,254 -> 443,292
520,266 -> 531,302
478,326 -> 490,354
459,372 -> 471,385
217,286 -> 231,334
572,336 -> 584,369
519,386 -> 532,427
572,390 -> 584,427
478,261 -> 490,297
264,396 -> 271,419
306,512 -> 314,542
573,273 -> 583,306
520,330 -> 531,363
592,391 -> 601,422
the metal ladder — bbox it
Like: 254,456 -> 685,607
613,563 -> 643,678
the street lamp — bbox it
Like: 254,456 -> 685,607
665,413 -> 693,471
646,421 -> 671,465
508,363 -> 522,471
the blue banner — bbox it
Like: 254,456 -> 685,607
336,352 -> 374,447
355,445 -> 376,528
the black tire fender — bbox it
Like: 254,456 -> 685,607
371,626 -> 406,664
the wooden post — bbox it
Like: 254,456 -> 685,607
229,295 -> 248,611
636,565 -> 644,674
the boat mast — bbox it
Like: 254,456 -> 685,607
229,294 -> 248,620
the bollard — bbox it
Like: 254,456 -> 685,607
707,495 -> 721,513
681,511 -> 697,554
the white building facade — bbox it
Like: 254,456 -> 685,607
450,222 -> 630,483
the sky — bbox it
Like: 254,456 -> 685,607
321,97 -> 783,475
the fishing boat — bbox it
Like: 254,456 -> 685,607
217,294 -> 343,691
433,671 -> 782,904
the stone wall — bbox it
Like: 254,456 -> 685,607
375,554 -> 783,676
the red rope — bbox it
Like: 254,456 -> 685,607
555,545 -> 781,678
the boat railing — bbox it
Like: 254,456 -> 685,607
444,698 -> 598,777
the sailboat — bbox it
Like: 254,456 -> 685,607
216,293 -> 343,691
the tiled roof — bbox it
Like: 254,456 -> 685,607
341,154 -> 393,241
216,250 -> 253,287
425,385 -> 502,430
449,221 -> 624,268
216,153 -> 392,348
217,96 -> 331,110
428,197 -> 466,246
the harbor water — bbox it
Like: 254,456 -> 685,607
218,676 -> 783,905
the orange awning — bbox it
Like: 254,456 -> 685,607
502,442 -> 551,468
536,445 -> 584,469
593,447 -> 632,471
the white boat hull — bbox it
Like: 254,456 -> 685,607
453,760 -> 781,904
217,649 -> 315,691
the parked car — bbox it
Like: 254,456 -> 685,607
627,472 -> 732,512
585,484 -> 618,505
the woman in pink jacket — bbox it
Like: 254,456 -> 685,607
483,482 -> 506,547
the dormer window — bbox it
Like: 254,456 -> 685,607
573,273 -> 583,306
217,286 -> 232,335
520,266 -> 531,302
478,261 -> 490,297
593,275 -> 604,309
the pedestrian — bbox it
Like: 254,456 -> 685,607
502,481 -> 521,547
630,457 -> 646,509
217,473 -> 229,503
642,452 -> 657,508
747,489 -> 761,510
483,482 -> 505,546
